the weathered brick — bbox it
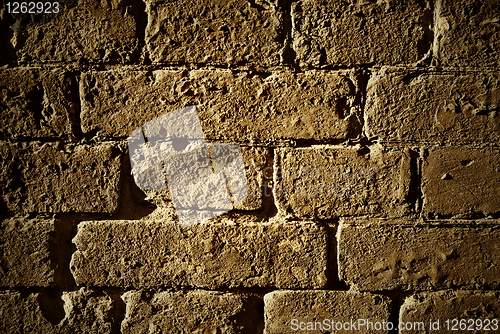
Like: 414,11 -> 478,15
291,0 -> 432,67
80,69 -> 361,141
435,0 -> 500,67
0,69 -> 73,139
274,144 -> 412,219
0,141 -> 121,213
365,68 -> 500,144
70,216 -> 327,289
9,0 -> 138,63
400,290 -> 500,334
145,0 -> 282,66
122,290 -> 262,334
338,219 -> 500,291
264,290 -> 391,334
423,147 -> 500,218
0,288 -> 113,333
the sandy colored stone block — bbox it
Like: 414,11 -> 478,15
338,219 -> 500,291
80,69 -> 361,141
435,0 -> 500,67
0,141 -> 121,214
274,144 -> 412,219
291,0 -> 432,67
0,288 -> 113,333
365,68 -> 500,143
0,216 -> 55,287
0,69 -> 73,139
264,290 -> 391,334
401,290 -> 500,333
422,147 -> 500,218
10,0 -> 138,63
70,217 -> 327,289
122,290 -> 262,334
145,0 -> 282,66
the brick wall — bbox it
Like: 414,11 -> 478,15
1,0 -> 499,333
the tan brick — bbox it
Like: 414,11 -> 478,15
291,0 -> 432,67
0,69 -> 73,139
145,0 -> 282,66
80,69 -> 361,141
400,290 -> 500,334
435,0 -> 500,67
0,141 -> 121,213
0,288 -> 113,333
338,219 -> 500,291
10,0 -> 138,63
0,216 -> 55,287
365,68 -> 500,144
70,217 -> 327,289
274,144 -> 412,219
423,147 -> 500,218
264,290 -> 391,334
122,290 -> 262,334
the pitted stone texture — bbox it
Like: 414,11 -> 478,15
264,290 -> 391,334
338,219 -> 500,291
10,0 -> 138,63
0,288 -> 113,333
0,142 -> 121,214
0,69 -> 73,139
80,69 -> 361,142
435,0 -> 500,67
291,0 -> 432,67
274,145 -> 412,219
122,290 -> 262,334
145,0 -> 282,66
422,147 -> 500,218
70,217 -> 327,289
0,216 -> 55,287
400,290 -> 500,333
365,68 -> 500,144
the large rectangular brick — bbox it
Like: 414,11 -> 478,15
274,145 -> 412,219
401,291 -> 500,333
422,147 -> 500,218
0,141 -> 121,214
122,290 -> 262,334
80,69 -> 361,141
435,0 -> 500,67
145,0 -> 282,66
70,217 -> 327,289
264,291 -> 391,334
365,68 -> 500,143
0,69 -> 73,139
0,216 -> 55,287
338,219 -> 500,291
291,0 -> 432,67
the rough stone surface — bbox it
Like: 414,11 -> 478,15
80,69 -> 361,141
274,144 -> 412,219
70,216 -> 327,289
145,0 -> 282,66
122,290 -> 263,334
435,0 -> 500,67
0,141 -> 121,213
365,68 -> 500,143
291,0 -> 432,67
0,288 -> 113,333
264,290 -> 391,334
9,0 -> 139,63
338,219 -> 500,291
400,290 -> 500,333
0,216 -> 55,287
422,147 -> 500,218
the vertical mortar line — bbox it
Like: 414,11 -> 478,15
432,0 -> 443,66
279,0 -> 298,68
69,71 -> 84,142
